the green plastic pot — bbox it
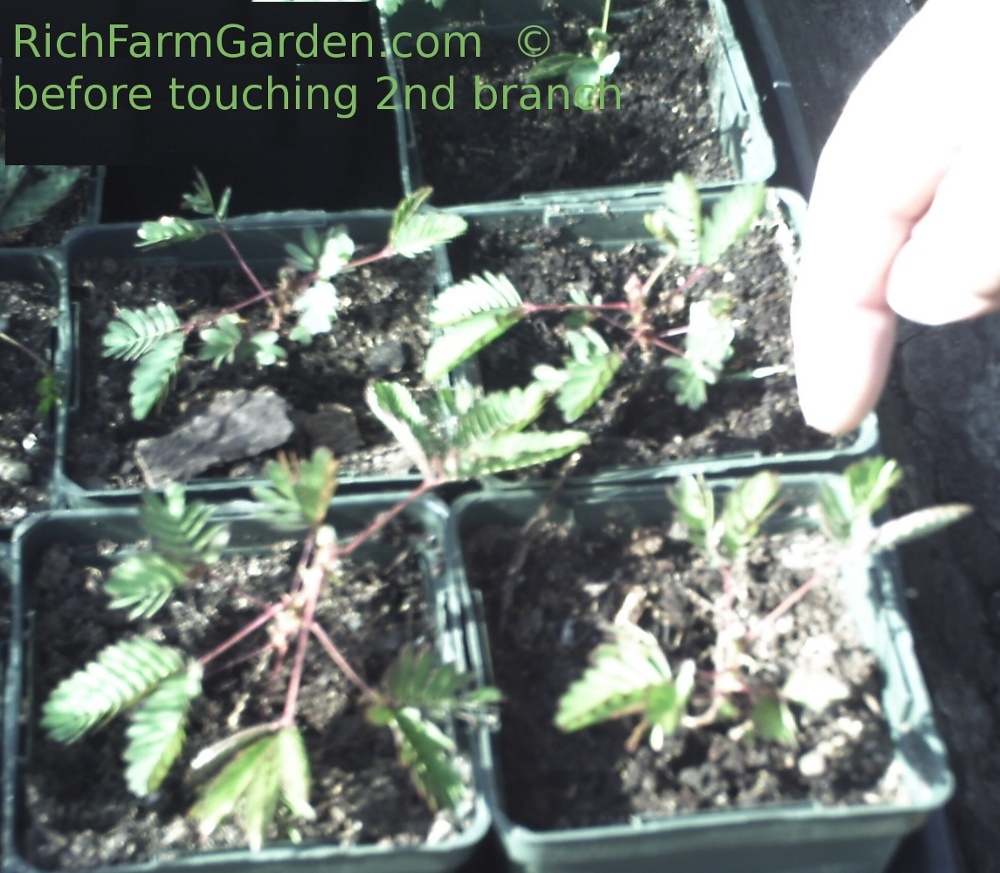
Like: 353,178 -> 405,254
0,249 -> 71,533
438,188 -> 878,487
446,477 -> 954,873
57,211 -> 450,507
383,0 -> 776,205
2,492 -> 489,873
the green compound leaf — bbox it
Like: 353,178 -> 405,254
453,429 -> 590,479
136,216 -> 213,249
545,328 -> 621,423
0,165 -> 84,232
180,171 -> 230,221
664,297 -> 735,411
750,692 -> 798,744
103,303 -> 182,363
142,483 -> 230,565
645,172 -> 702,268
251,447 -> 339,529
128,331 -> 186,420
198,314 -> 243,368
556,624 -> 692,743
381,647 -> 473,718
525,53 -> 590,83
388,186 -> 467,258
718,471 -> 782,561
125,662 -> 203,795
424,272 -> 525,382
868,504 -> 975,553
668,474 -> 716,555
700,184 -> 765,266
379,707 -> 466,811
291,279 -> 340,340
190,726 -> 315,852
104,553 -> 190,620
41,638 -> 186,745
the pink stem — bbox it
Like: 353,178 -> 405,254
310,622 -> 376,699
198,600 -> 286,668
339,479 -> 440,559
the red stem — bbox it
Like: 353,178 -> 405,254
198,600 -> 286,668
338,479 -> 441,559
310,621 -> 376,699
745,564 -> 835,643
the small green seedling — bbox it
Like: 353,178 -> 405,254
424,173 -> 765,424
378,0 -> 448,14
0,319 -> 60,418
102,174 -> 467,420
0,138 -> 86,237
525,0 -> 620,110
555,457 -> 973,749
41,448 -> 501,850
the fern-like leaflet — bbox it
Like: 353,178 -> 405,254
42,637 -> 203,796
103,485 -> 230,619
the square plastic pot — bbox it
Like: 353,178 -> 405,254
383,0 -> 776,206
2,492 -> 490,873
445,476 -> 955,873
0,249 -> 71,533
57,211 -> 453,507
438,187 -> 878,488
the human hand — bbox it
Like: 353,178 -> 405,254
790,0 -> 1000,434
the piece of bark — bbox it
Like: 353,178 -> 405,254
135,387 -> 294,487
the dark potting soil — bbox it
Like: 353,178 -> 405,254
401,0 -> 735,205
447,200 -> 843,477
20,521 -> 470,868
68,248 -> 436,489
0,170 -> 96,249
0,276 -> 58,525
462,516 -> 897,830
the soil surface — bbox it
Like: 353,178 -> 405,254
401,0 -> 736,205
19,518 -> 472,868
461,511 -> 896,829
68,247 -> 437,489
446,201 -> 843,479
0,275 -> 59,526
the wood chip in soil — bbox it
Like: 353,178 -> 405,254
68,249 -> 437,489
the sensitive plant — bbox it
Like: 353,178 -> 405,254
101,174 -> 467,420
554,457 -> 973,749
524,0 -> 620,110
424,173 -> 766,424
41,448 -> 502,851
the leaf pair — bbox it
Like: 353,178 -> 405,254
104,485 -> 230,619
42,637 -> 203,796
669,471 -> 781,564
366,381 -> 589,481
369,648 -> 501,810
645,174 -> 765,268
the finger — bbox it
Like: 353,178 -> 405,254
886,137 -> 1000,325
790,0 -> 991,434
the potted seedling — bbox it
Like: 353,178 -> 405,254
6,448 -> 503,871
421,174 -> 876,485
60,174 -> 466,500
449,458 -> 969,873
0,250 -> 67,529
381,0 -> 775,205
5,354 -> 598,867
